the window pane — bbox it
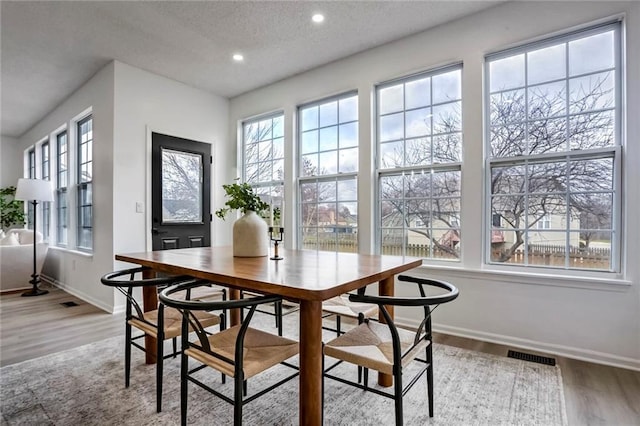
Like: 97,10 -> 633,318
319,101 -> 338,127
379,113 -> 404,142
339,96 -> 358,123
527,43 -> 566,85
432,133 -> 461,163
405,107 -> 431,138
569,31 -> 615,76
380,141 -> 404,169
432,101 -> 461,134
161,149 -> 202,223
338,148 -> 358,173
568,110 -> 615,150
379,85 -> 403,115
490,54 -> 525,92
432,70 -> 461,103
301,130 -> 318,155
490,89 -> 526,125
405,77 -> 430,109
569,71 -> 614,114
339,122 -> 358,148
301,106 -> 319,131
319,127 -> 338,151
406,138 -> 431,166
528,81 -> 566,120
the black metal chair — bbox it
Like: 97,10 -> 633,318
159,281 -> 300,426
323,275 -> 459,425
100,267 -> 222,413
322,295 -> 378,337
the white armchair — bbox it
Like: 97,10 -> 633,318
0,229 -> 48,293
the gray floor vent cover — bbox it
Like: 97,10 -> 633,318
61,301 -> 79,307
507,350 -> 556,366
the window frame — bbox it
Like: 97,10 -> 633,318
375,63 -> 463,261
56,130 -> 69,247
297,91 -> 359,253
483,21 -> 622,273
76,115 -> 93,252
241,111 -> 285,224
41,141 -> 50,240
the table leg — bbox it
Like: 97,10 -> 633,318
378,275 -> 394,387
299,300 -> 323,426
142,268 -> 158,365
229,288 -> 241,326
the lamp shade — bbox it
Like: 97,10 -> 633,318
15,178 -> 54,202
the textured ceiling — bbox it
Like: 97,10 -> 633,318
1,1 -> 502,138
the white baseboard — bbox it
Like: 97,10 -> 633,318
41,274 -> 115,314
434,324 -> 640,372
395,315 -> 640,372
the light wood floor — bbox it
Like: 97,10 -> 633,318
1,285 -> 638,425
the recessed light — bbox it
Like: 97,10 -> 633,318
312,13 -> 324,23
233,53 -> 244,62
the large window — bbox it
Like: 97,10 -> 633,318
77,116 -> 93,251
56,131 -> 68,246
41,141 -> 50,240
486,23 -> 620,271
242,113 -> 285,222
298,93 -> 358,252
377,65 -> 462,260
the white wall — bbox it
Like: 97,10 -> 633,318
111,61 -> 229,309
0,136 -> 22,188
9,61 -> 230,313
16,62 -> 116,311
229,1 -> 640,369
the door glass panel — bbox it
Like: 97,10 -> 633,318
161,148 -> 203,223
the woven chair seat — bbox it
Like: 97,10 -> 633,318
129,307 -> 220,340
185,325 -> 299,379
322,295 -> 378,318
324,320 -> 429,375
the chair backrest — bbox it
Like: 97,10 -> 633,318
100,266 -> 194,322
160,281 -> 282,371
348,275 -> 459,366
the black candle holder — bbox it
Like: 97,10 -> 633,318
269,226 -> 284,260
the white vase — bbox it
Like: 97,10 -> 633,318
233,211 -> 269,257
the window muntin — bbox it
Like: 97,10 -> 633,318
377,65 -> 462,260
242,113 -> 285,223
56,131 -> 68,246
41,142 -> 50,240
76,116 -> 93,251
298,93 -> 358,252
486,23 -> 620,271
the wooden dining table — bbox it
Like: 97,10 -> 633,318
115,246 -> 422,426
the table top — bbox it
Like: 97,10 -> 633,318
116,246 -> 423,301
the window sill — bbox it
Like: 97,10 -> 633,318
49,245 -> 93,259
414,264 -> 631,292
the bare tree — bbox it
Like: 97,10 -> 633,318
490,72 -> 615,261
380,102 -> 462,258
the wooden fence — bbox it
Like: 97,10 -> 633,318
302,238 -> 610,269
494,243 -> 611,269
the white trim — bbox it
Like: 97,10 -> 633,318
394,315 -> 640,371
414,264 -> 630,291
42,274 -> 114,314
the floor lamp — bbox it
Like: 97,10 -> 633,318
15,178 -> 54,297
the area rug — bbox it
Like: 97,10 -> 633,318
0,313 -> 567,425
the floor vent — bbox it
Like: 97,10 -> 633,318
508,350 -> 556,366
60,301 -> 79,308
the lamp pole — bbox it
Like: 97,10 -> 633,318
23,198 -> 48,296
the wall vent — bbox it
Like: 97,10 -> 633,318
508,350 -> 556,366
